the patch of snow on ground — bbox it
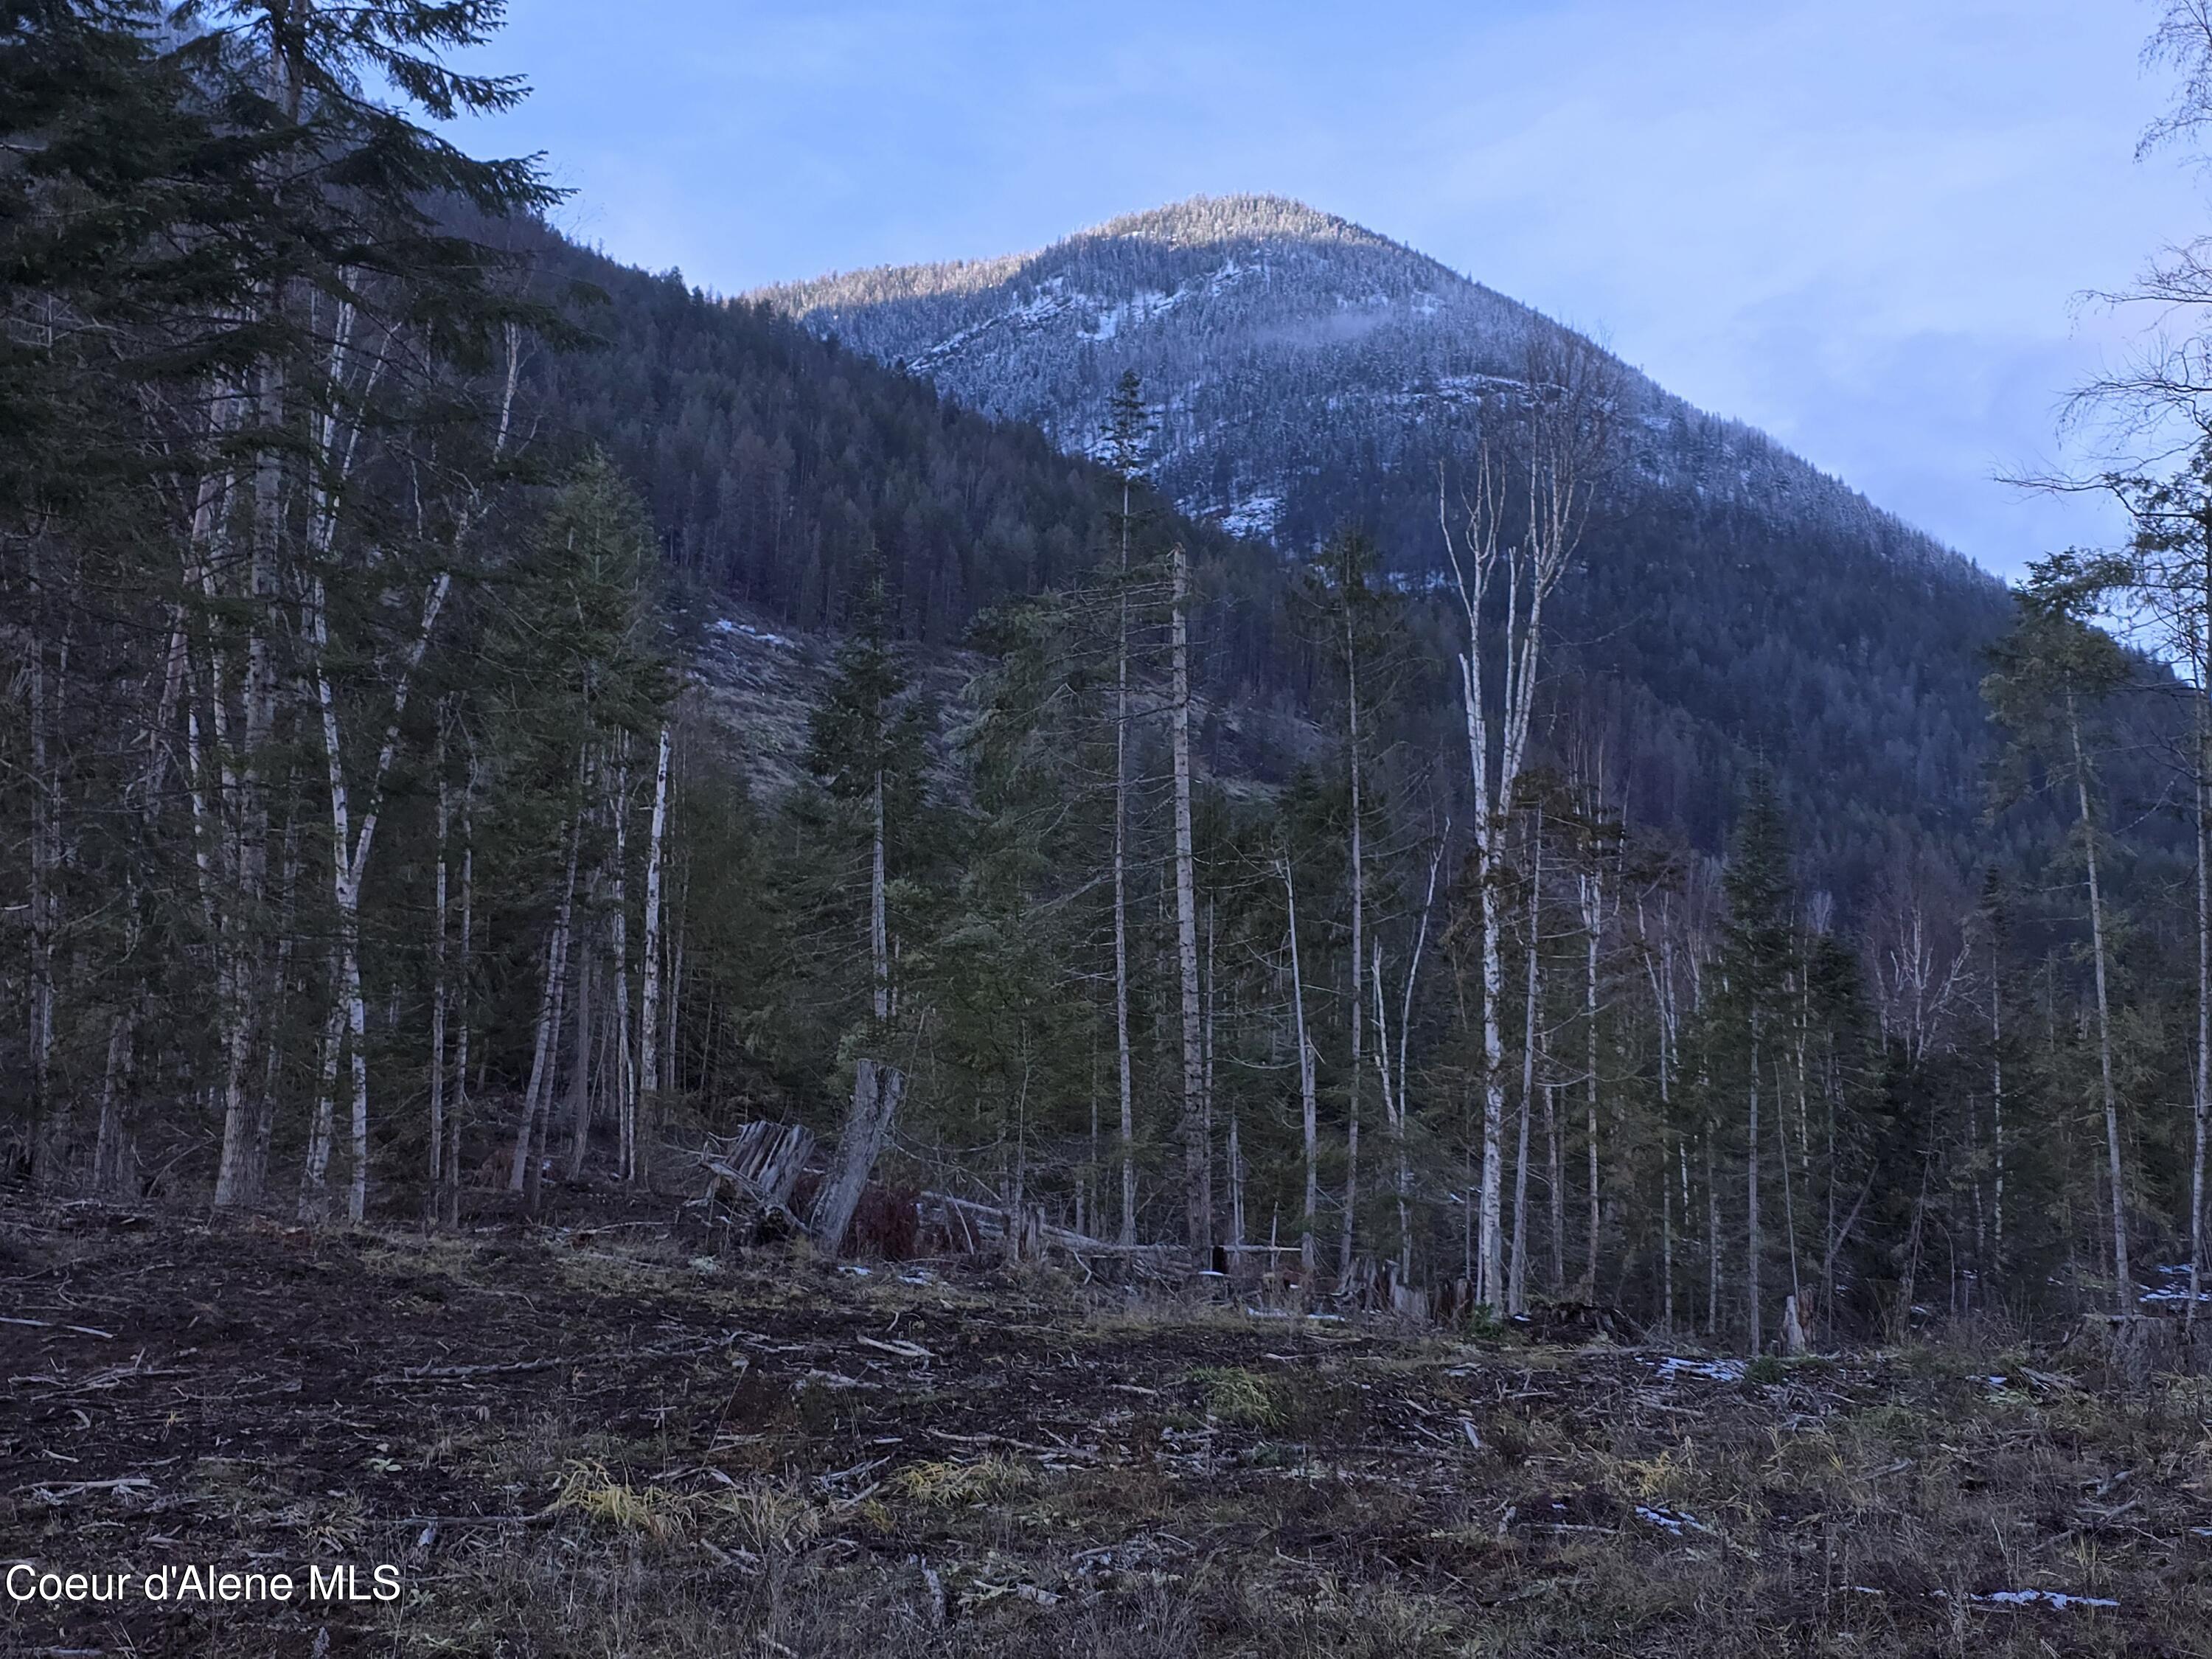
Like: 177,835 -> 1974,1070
1652,1356 -> 1746,1384
1635,1505 -> 1711,1534
712,618 -> 792,649
2140,1262 -> 2211,1304
1220,494 -> 1281,538
1975,1590 -> 2118,1611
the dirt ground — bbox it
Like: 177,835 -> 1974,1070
4,1191 -> 2210,1658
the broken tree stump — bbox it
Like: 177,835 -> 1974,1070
2065,1314 -> 2212,1386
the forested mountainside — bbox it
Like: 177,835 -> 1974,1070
510,227 -> 1230,647
762,196 -> 2020,895
496,223 -> 1318,717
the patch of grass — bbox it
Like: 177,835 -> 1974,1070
717,1476 -> 823,1555
1618,1441 -> 1702,1503
1191,1365 -> 1284,1429
893,1454 -> 1037,1506
550,1458 -> 688,1540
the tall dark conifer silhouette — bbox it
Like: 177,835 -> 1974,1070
1721,771 -> 1795,1351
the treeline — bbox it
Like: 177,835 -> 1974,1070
6,0 -> 2210,1350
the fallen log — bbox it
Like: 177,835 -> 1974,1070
917,1192 -> 1193,1269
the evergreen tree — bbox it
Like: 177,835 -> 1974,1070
478,453 -> 669,1207
803,555 -> 935,1251
1983,554 -> 2138,1309
1719,771 -> 1795,1349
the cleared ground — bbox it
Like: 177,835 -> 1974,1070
3,1194 -> 2208,1657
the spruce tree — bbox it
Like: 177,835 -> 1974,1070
1720,771 -> 1795,1350
1983,554 -> 2136,1310
804,555 -> 933,1251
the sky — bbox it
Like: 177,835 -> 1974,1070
454,0 -> 2212,581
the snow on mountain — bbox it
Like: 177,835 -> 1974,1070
757,194 -> 1982,582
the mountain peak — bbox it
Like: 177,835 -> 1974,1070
754,193 -> 1444,320
1076,193 -> 1393,253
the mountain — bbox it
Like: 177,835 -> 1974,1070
761,196 -> 1956,567
758,195 -> 2019,897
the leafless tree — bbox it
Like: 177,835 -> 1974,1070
1439,334 -> 1619,1310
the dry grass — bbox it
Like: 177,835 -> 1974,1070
5,1199 -> 2210,1658
550,1459 -> 692,1540
894,1454 -> 1037,1506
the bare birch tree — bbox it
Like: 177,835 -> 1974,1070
1281,852 -> 1321,1274
1105,373 -> 1150,1246
1169,542 -> 1211,1251
636,722 -> 672,1181
1439,337 -> 1617,1310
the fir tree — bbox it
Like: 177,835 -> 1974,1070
804,554 -> 933,1251
1719,770 -> 1795,1350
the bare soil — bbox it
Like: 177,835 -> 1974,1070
4,1192 -> 2208,1657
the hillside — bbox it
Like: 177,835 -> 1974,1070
507,224 -> 1270,653
760,195 -> 2020,897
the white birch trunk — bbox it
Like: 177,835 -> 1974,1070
636,723 -> 672,1180
1113,527 -> 1137,1248
513,806 -> 582,1194
1282,855 -> 1319,1276
1171,543 -> 1210,1251
446,753 -> 476,1227
2193,691 -> 2209,1324
300,970 -> 345,1220
1579,864 -> 1604,1297
610,738 -> 636,1178
429,724 -> 451,1201
1509,808 -> 1543,1312
1990,942 -> 2005,1267
1747,1019 -> 1764,1352
26,535 -> 61,1186
565,936 -> 595,1180
2070,693 -> 2130,1309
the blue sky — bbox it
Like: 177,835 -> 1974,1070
459,0 -> 2208,580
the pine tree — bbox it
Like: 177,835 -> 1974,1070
1719,771 -> 1795,1351
478,453 -> 668,1209
804,555 -> 933,1252
1983,554 -> 2136,1310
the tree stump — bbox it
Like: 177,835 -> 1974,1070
2066,1314 -> 2212,1386
1781,1295 -> 1809,1356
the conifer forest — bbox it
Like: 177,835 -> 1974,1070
8,4 -> 2212,1656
